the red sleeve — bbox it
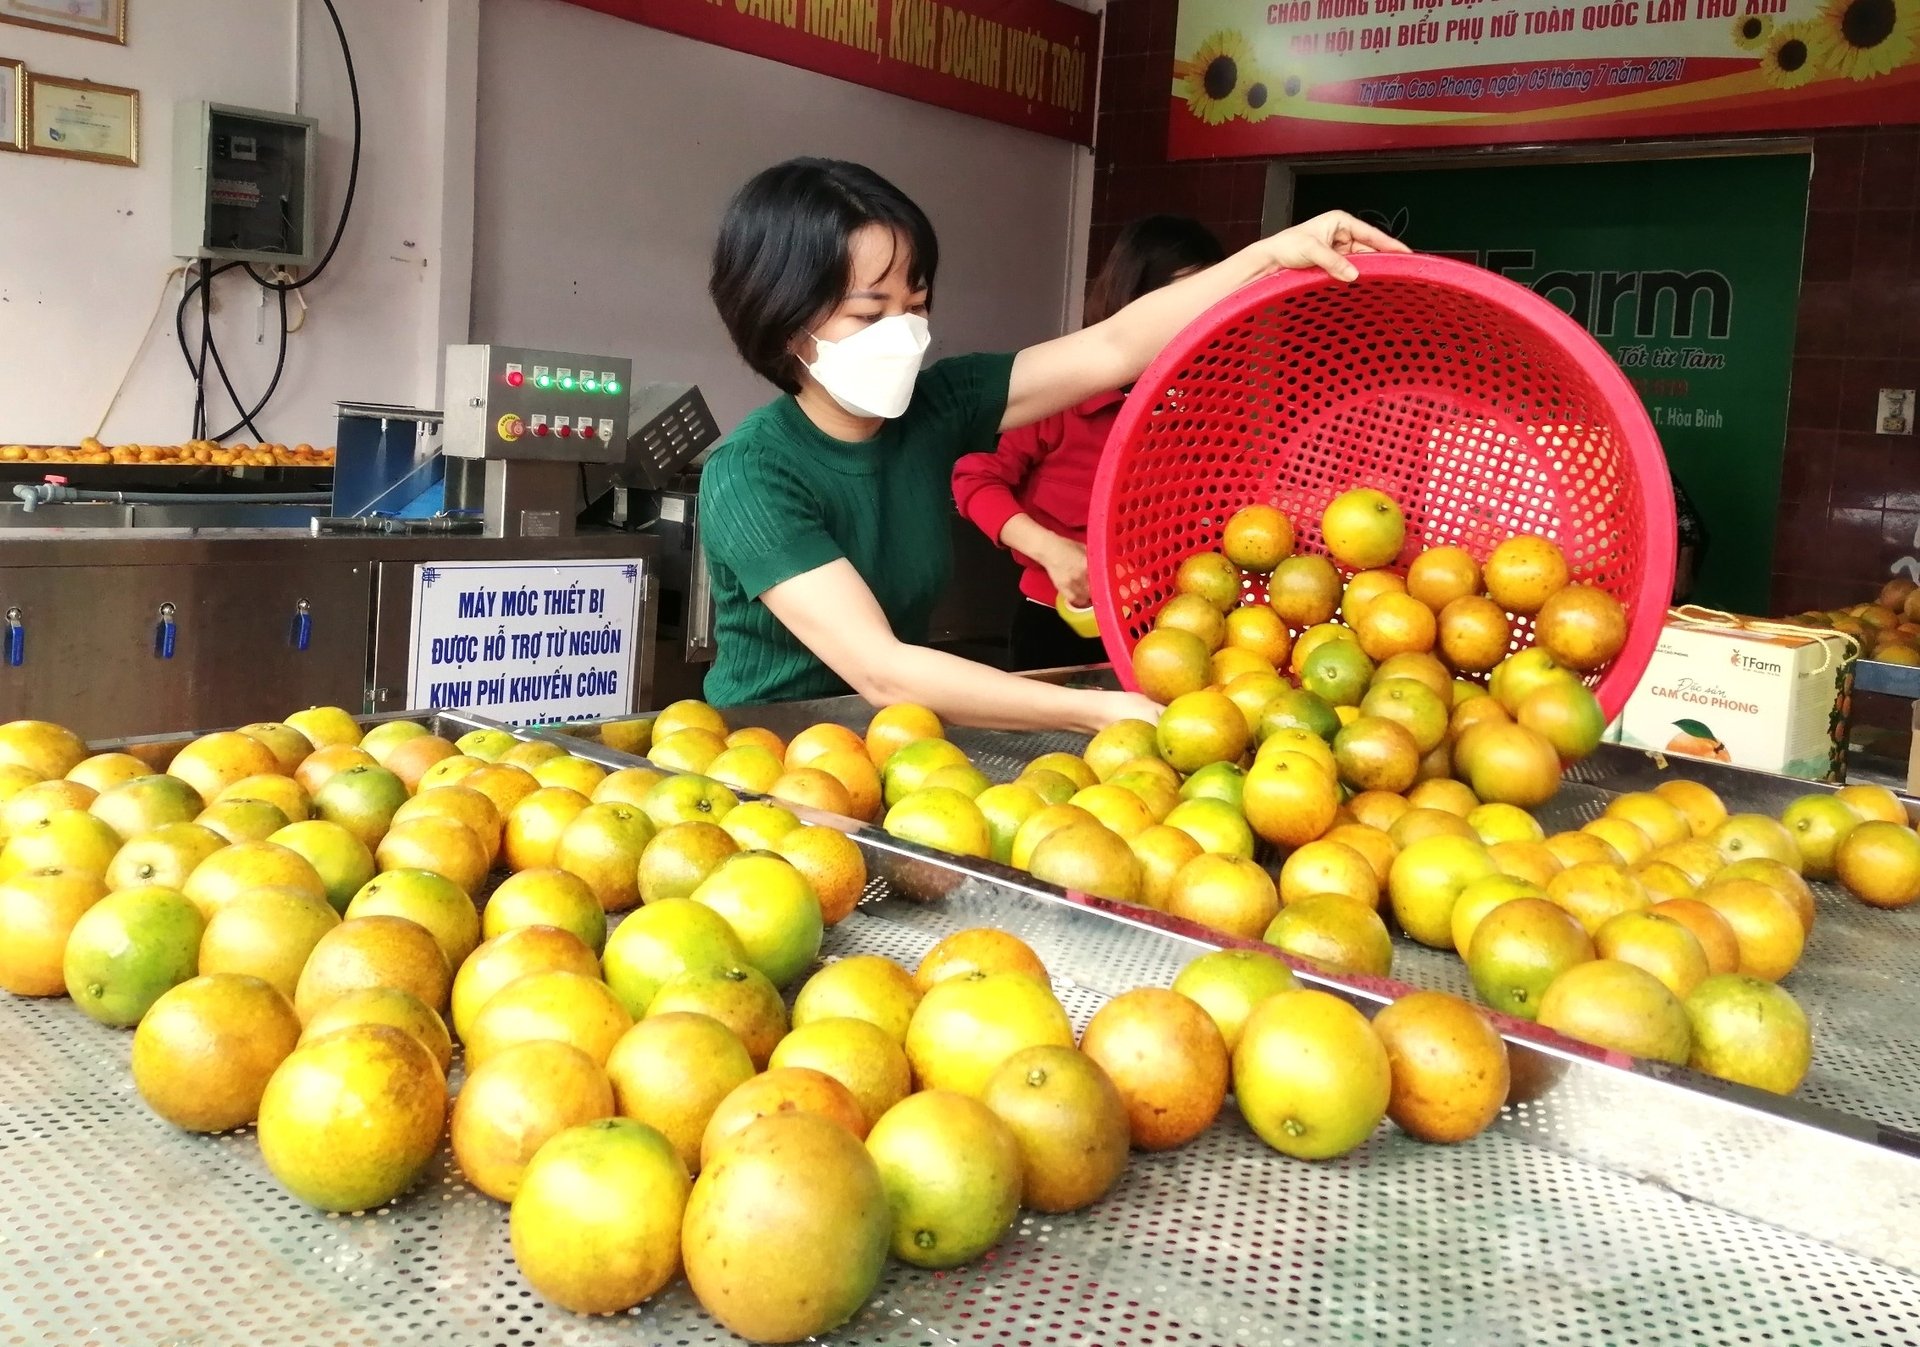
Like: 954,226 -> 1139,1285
952,415 -> 1060,547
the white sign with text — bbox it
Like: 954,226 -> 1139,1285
406,560 -> 645,725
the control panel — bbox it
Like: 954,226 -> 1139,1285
442,345 -> 634,464
172,102 -> 318,266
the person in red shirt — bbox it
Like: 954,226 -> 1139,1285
953,216 -> 1228,670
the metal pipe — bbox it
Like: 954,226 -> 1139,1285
11,483 -> 332,512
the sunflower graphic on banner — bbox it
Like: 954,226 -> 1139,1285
1168,0 -> 1920,158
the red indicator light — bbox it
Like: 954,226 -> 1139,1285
505,370 -> 524,388
557,424 -> 573,438
532,423 -> 550,437
579,424 -> 597,440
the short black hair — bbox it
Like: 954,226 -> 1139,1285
1084,216 -> 1227,326
710,158 -> 940,395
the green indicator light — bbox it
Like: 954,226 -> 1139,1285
535,374 -> 553,389
581,376 -> 599,392
605,380 -> 622,396
560,376 -> 575,391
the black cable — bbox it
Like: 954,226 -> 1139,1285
245,0 -> 360,294
210,285 -> 289,443
195,261 -> 213,438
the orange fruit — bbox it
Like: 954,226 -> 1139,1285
1332,715 -> 1421,794
1684,974 -> 1812,1094
904,971 -> 1073,1098
294,744 -> 375,795
1604,793 -> 1691,849
690,852 -> 823,989
637,821 -> 739,905
1406,546 -> 1482,612
1648,838 -> 1727,886
453,1040 -> 614,1202
1546,830 -> 1623,869
375,815 -> 491,896
1450,873 -> 1544,955
1279,839 -> 1380,910
1482,534 -> 1570,615
1129,823 -> 1203,913
725,725 -> 786,758
1389,834 -> 1497,948
1155,690 -> 1249,775
866,703 -> 944,768
1174,550 -> 1244,612
1347,790 -> 1411,834
1168,853 -> 1280,939
1068,784 -> 1157,841
453,728 -> 518,762
100,822 -> 221,895
1132,627 -> 1213,703
915,928 -> 1048,993
592,766 -> 669,809
1079,988 -> 1228,1150
1834,783 -> 1907,826
1709,813 -> 1800,869
1300,638 -> 1376,708
1289,621 -> 1357,677
132,973 -> 301,1131
0,867 -> 107,995
299,985 -> 453,1074
1653,779 -> 1730,837
418,755 -> 484,792
1233,989 -> 1391,1159
770,1017 -> 912,1128
1516,679 -> 1606,761
258,1023 -> 447,1211
605,1011 -> 755,1173
1535,584 -> 1627,671
1083,720 -> 1162,783
776,826 -> 867,925
463,763 -> 542,819
601,896 -> 748,1020
1155,593 -> 1229,652
531,754 -> 607,798
88,775 -> 200,840
1029,822 -> 1146,905
1467,802 -> 1543,846
1712,858 -> 1816,934
767,766 -> 858,818
794,955 -> 922,1044
359,720 -> 432,767
1649,898 -> 1742,975
294,914 -> 451,1022
1354,592 -> 1437,661
217,773 -> 311,825
701,1066 -> 869,1170
1390,807 -> 1477,850
1466,897 -> 1594,1021
506,1120 -> 695,1320
1489,839 -> 1563,888
1546,861 -> 1651,936
1321,488 -> 1405,569
556,802 -> 657,914
196,798 -> 293,845
704,744 -> 786,796
1636,861 -> 1698,904
382,735 -> 459,792
647,963 -> 789,1068
679,1113 -> 891,1344
650,728 -> 727,775
640,773 -> 739,831
1694,879 -> 1805,982
806,747 -> 885,821
1360,678 -> 1450,754
1010,803 -> 1097,869
880,739 -> 973,808
1372,991 -> 1510,1143
1242,753 -> 1339,850
720,800 -> 803,851
310,764 -> 411,848
466,968 -> 632,1067
68,749 -> 147,793
3,778 -> 98,838
1225,607 -> 1293,668
1223,503 -> 1295,573
181,840 -> 328,919
485,867 -> 605,953
198,886 -> 341,1001
785,722 -> 869,770
884,785 -> 993,861
1462,723 -> 1562,808
652,699 -> 729,743
451,926 -> 599,1042
864,1088 -> 1024,1270
1268,554 -> 1343,628
167,732 -> 285,805
1264,893 -> 1393,977
285,707 -> 363,752
0,718 -> 88,779
1593,910 -> 1709,1000
1162,798 -> 1256,860
1537,959 -> 1691,1064
1832,819 -> 1920,909
978,1045 -> 1131,1213
1582,817 -> 1654,867
1,807 -> 122,879
1342,569 -> 1409,627
1213,646 -> 1277,689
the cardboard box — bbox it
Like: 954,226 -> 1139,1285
1618,617 -> 1857,783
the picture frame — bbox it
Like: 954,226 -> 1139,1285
0,0 -> 126,45
0,58 -> 21,152
27,71 -> 135,165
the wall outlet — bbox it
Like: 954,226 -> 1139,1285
1878,388 -> 1914,436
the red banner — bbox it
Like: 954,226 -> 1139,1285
561,0 -> 1098,143
1166,0 -> 1920,158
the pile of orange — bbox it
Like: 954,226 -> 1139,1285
0,439 -> 335,468
1789,576 -> 1920,664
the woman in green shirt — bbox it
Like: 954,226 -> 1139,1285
700,157 -> 1402,733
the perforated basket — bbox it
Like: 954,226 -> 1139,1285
1088,253 -> 1675,720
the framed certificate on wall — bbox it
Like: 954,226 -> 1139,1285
27,72 -> 135,165
0,59 -> 22,152
0,0 -> 125,45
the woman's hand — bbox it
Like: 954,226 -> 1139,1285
1261,211 -> 1408,283
1093,691 -> 1164,728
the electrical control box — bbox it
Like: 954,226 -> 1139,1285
442,345 -> 634,464
172,102 -> 319,266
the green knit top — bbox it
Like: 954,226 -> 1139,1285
698,352 -> 1016,708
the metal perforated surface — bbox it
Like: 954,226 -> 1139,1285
1086,256 -> 1676,721
6,889 -> 1919,1346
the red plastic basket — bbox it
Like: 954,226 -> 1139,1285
1088,253 -> 1675,721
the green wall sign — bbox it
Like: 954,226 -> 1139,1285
1294,153 -> 1809,618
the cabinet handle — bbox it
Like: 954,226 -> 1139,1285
154,603 -> 177,661
291,599 -> 313,652
4,608 -> 22,668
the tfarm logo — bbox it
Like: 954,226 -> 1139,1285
1730,649 -> 1782,675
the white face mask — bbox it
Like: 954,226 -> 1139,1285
803,313 -> 930,420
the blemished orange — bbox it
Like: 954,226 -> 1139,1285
1482,535 -> 1570,615
1224,607 -> 1293,668
1535,584 -> 1628,671
1222,503 -> 1295,573
1371,991 -> 1510,1144
1694,879 -> 1805,982
1438,597 -> 1513,673
1078,988 -> 1229,1151
785,722 -> 869,771
1267,554 -> 1342,628
1155,593 -> 1229,653
1405,546 -> 1482,612
866,704 -> 945,768
1354,592 -> 1437,662
777,825 -> 868,925
913,928 -> 1049,994
1279,839 -> 1381,910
